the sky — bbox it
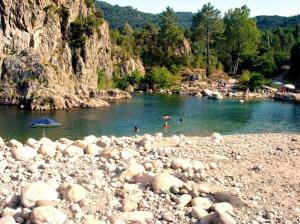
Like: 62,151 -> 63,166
102,0 -> 300,17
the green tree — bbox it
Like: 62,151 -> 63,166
135,22 -> 160,66
223,6 -> 260,75
158,7 -> 185,67
123,22 -> 134,36
290,41 -> 300,81
147,66 -> 177,88
191,3 -> 223,77
254,50 -> 276,77
248,73 -> 271,91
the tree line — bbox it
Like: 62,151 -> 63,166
106,4 -> 300,89
96,1 -> 300,30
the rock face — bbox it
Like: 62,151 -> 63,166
0,0 -> 130,110
112,46 -> 145,77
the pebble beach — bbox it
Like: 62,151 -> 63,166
0,133 -> 299,224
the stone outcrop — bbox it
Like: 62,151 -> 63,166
0,0 -> 131,110
112,46 -> 145,77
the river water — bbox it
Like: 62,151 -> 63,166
0,93 -> 299,141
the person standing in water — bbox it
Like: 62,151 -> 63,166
163,122 -> 169,128
134,126 -> 139,132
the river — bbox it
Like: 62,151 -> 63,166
0,93 -> 299,141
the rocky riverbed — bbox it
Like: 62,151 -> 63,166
0,133 -> 299,224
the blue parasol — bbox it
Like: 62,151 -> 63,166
28,118 -> 61,137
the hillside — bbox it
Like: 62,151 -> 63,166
256,15 -> 300,29
96,1 -> 193,29
96,1 -> 300,30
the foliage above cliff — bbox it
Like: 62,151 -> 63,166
69,13 -> 103,49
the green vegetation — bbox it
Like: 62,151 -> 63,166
85,0 -> 96,8
69,13 -> 103,49
222,6 -> 261,75
290,41 -> 300,82
158,7 -> 186,68
239,71 -> 271,90
239,70 -> 252,86
146,66 -> 178,89
112,70 -> 143,90
191,3 -> 223,77
96,1 -> 300,30
96,2 -> 300,90
256,15 -> 300,30
104,4 -> 300,86
97,69 -> 112,89
248,73 -> 271,91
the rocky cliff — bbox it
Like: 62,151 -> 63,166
0,0 -> 131,110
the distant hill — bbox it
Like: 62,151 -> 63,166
256,15 -> 300,29
96,1 -> 300,30
96,1 -> 193,29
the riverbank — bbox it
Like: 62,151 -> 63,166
0,133 -> 299,223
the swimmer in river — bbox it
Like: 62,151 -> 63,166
163,115 -> 171,120
163,122 -> 169,128
179,118 -> 183,122
134,126 -> 139,132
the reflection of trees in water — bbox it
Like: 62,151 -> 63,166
150,94 -> 183,112
288,103 -> 300,124
195,100 -> 255,134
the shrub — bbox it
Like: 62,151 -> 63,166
248,73 -> 271,91
128,70 -> 143,85
113,76 -> 130,90
97,69 -> 111,90
290,41 -> 300,81
192,55 -> 205,68
69,18 -> 87,49
69,14 -> 103,49
239,70 -> 252,86
148,66 -> 177,89
85,0 -> 96,8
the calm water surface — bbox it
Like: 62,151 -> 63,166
0,94 -> 299,141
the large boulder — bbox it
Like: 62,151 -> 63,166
30,206 -> 67,224
21,182 -> 59,208
63,184 -> 87,203
0,217 -> 15,224
7,140 -> 22,148
0,137 -> 5,148
85,144 -> 100,155
201,89 -> 213,97
191,197 -> 213,210
26,138 -> 38,147
211,210 -> 236,224
171,158 -> 193,171
64,145 -> 84,157
110,211 -> 153,224
211,202 -> 234,214
12,147 -> 37,161
191,207 -> 209,219
121,163 -> 145,180
152,173 -> 183,193
38,144 -> 56,157
176,194 -> 192,208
